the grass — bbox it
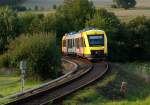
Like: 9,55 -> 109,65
63,62 -> 150,105
107,7 -> 150,22
0,69 -> 42,104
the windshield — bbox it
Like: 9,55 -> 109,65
88,35 -> 104,46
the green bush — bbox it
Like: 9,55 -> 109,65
0,54 -> 9,68
7,33 -> 61,80
55,0 -> 95,38
18,13 -> 44,34
0,7 -> 21,53
126,16 -> 150,61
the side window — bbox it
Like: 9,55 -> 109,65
69,39 -> 73,48
79,38 -> 82,47
63,40 -> 66,47
72,39 -> 75,47
68,39 -> 70,48
76,38 -> 79,48
69,39 -> 72,48
72,39 -> 73,48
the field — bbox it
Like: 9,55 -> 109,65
22,0 -> 150,9
21,0 -> 150,22
63,62 -> 150,105
108,8 -> 150,22
0,68 -> 42,104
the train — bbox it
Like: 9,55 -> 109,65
62,28 -> 108,60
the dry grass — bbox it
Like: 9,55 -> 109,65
108,8 -> 150,22
136,0 -> 150,8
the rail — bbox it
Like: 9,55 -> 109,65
5,57 -> 109,105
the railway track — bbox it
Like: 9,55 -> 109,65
5,57 -> 109,105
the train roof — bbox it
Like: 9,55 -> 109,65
65,27 -> 104,36
66,31 -> 77,36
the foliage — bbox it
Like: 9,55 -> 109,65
18,13 -> 44,34
0,2 -> 150,64
86,9 -> 120,36
126,16 -> 150,61
41,13 -> 56,33
0,54 -> 9,68
63,63 -> 150,105
0,7 -> 21,53
55,0 -> 95,38
7,33 -> 61,80
0,0 -> 27,11
11,5 -> 27,11
0,70 -> 42,104
0,0 -> 26,6
113,0 -> 136,9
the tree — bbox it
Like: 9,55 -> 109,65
8,33 -> 61,80
126,16 -> 150,60
113,0 -> 136,9
86,9 -> 120,36
0,7 -> 21,53
18,13 -> 44,34
0,0 -> 26,6
53,4 -> 57,10
55,0 -> 95,38
34,5 -> 39,11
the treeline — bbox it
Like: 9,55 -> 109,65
0,0 -> 150,79
0,0 -> 25,5
0,0 -> 27,11
112,0 -> 136,9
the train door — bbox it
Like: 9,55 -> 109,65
72,38 -> 76,55
79,37 -> 84,57
67,38 -> 74,55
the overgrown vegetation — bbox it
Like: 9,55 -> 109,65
0,7 -> 21,53
7,33 -> 61,80
0,0 -> 150,104
0,0 -> 150,83
0,0 -> 150,74
63,63 -> 150,105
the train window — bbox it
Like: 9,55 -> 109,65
78,38 -> 80,48
75,38 -> 80,48
68,39 -> 71,48
88,35 -> 104,46
72,39 -> 73,47
63,40 -> 66,47
68,39 -> 73,48
72,39 -> 75,47
70,39 -> 72,48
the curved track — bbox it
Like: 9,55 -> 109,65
6,57 -> 109,105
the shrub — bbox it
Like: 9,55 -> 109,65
7,33 -> 61,80
126,16 -> 150,61
18,13 -> 44,34
0,54 -> 9,68
0,7 -> 21,53
111,4 -> 117,8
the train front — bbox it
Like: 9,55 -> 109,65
83,29 -> 108,60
